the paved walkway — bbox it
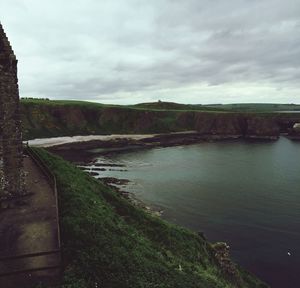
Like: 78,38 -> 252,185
0,154 -> 61,287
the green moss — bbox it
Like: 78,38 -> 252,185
32,148 -> 268,288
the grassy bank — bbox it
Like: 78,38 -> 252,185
33,148 -> 267,288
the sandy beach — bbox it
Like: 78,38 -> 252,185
26,134 -> 158,148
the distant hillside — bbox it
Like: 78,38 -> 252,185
133,101 -> 300,112
20,99 -> 300,140
132,101 -> 209,111
205,103 -> 300,112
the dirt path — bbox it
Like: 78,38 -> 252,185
0,155 -> 61,287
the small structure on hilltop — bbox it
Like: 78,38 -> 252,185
0,23 -> 24,200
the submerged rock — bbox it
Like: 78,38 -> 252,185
100,177 -> 130,186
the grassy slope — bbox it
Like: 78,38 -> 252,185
131,102 -> 217,112
132,101 -> 300,112
21,99 -> 120,109
33,148 -> 267,288
204,103 -> 300,112
21,99 -> 300,113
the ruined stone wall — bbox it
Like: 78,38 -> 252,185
0,23 -> 24,199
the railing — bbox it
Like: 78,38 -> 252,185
0,146 -> 62,280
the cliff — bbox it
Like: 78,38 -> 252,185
20,99 -> 300,140
287,123 -> 300,140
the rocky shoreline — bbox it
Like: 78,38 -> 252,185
96,175 -> 163,217
78,164 -> 163,217
33,131 -> 283,153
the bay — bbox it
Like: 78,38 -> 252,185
74,137 -> 300,288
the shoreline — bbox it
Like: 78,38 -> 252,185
79,166 -> 164,217
27,131 -> 282,152
100,176 -> 163,217
28,132 -> 296,217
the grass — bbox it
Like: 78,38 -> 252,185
32,148 -> 268,288
132,101 -> 300,113
21,98 -> 118,109
21,99 -> 300,113
205,103 -> 300,112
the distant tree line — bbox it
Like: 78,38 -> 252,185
21,97 -> 50,101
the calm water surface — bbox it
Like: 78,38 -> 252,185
80,137 -> 300,287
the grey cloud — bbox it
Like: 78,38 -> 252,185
1,0 -> 300,103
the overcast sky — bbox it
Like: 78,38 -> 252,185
1,0 -> 300,104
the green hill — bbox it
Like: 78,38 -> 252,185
131,101 -> 208,111
131,101 -> 300,112
33,148 -> 268,288
204,103 -> 300,112
20,99 -> 300,141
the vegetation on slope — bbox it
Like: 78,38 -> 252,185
33,148 -> 267,288
204,103 -> 300,112
131,101 -> 216,111
22,98 -> 300,113
132,101 -> 300,112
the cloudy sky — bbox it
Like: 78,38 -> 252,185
1,0 -> 300,104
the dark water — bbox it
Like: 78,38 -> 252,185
78,137 -> 300,288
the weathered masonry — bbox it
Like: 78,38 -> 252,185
0,23 -> 24,199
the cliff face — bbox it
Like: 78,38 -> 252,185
20,102 -> 300,140
192,113 -> 246,136
181,112 -> 295,139
21,103 -> 189,139
245,117 -> 280,139
288,122 -> 300,140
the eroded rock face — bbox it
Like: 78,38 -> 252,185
0,23 -> 24,199
212,242 -> 242,286
245,117 -> 280,139
193,113 -> 246,136
192,113 -> 281,139
293,123 -> 300,133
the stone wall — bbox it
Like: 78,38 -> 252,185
0,23 -> 24,199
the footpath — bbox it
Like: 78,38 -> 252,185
0,153 -> 61,287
